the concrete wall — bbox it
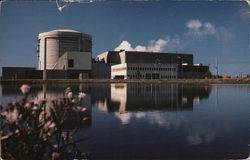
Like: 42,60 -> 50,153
111,63 -> 178,79
97,52 -> 109,63
2,67 -> 36,79
111,63 -> 127,79
178,65 -> 211,79
91,63 -> 112,79
1,67 -> 90,79
56,52 -> 67,70
97,51 -> 121,64
97,50 -> 193,65
38,30 -> 92,70
124,51 -> 193,65
56,52 -> 92,70
67,52 -> 91,70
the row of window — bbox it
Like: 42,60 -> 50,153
127,74 -> 176,79
112,67 -> 177,72
128,67 -> 176,71
161,75 -> 176,79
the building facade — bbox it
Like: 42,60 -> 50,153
111,63 -> 177,79
97,50 -> 210,79
37,29 -> 92,78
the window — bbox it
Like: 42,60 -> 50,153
68,59 -> 74,68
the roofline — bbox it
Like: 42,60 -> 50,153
103,50 -> 193,56
38,29 -> 92,39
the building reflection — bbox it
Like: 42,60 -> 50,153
97,83 -> 211,113
1,83 -> 211,127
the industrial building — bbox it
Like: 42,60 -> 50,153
37,29 -> 92,79
97,50 -> 210,79
0,29 -> 211,80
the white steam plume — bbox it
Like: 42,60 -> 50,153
115,38 -> 185,52
115,39 -> 167,52
115,19 -> 233,52
186,19 -> 233,42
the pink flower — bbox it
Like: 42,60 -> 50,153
65,87 -> 72,93
32,106 -> 39,111
52,144 -> 58,149
33,98 -> 39,105
6,109 -> 19,123
52,152 -> 60,160
39,99 -> 46,106
49,122 -> 56,129
67,92 -> 73,99
20,84 -> 31,95
47,132 -> 52,137
74,106 -> 86,112
1,112 -> 7,116
44,121 -> 56,130
24,103 -> 31,109
15,129 -> 20,136
78,92 -> 86,99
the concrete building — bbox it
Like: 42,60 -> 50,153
111,63 -> 177,79
97,50 -> 210,79
37,29 -> 92,78
1,67 -> 38,79
91,62 -> 112,79
178,64 -> 211,79
54,51 -> 91,70
97,50 -> 193,64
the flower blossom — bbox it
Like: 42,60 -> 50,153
52,152 -> 60,160
67,92 -> 73,99
39,99 -> 46,106
1,111 -> 7,116
33,98 -> 39,105
24,102 -> 31,109
6,109 -> 19,123
20,84 -> 31,95
44,121 -> 56,131
65,87 -> 72,94
78,92 -> 86,99
74,106 -> 86,112
32,106 -> 39,111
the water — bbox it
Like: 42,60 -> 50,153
1,83 -> 249,159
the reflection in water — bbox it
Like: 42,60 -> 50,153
98,83 -> 211,113
97,84 -> 214,141
1,83 -> 249,159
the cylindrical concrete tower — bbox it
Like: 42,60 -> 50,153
37,29 -> 92,70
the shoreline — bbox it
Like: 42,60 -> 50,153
1,78 -> 250,85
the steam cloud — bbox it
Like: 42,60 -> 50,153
186,19 -> 233,42
115,39 -> 167,52
115,19 -> 233,52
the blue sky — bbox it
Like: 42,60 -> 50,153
0,1 -> 249,76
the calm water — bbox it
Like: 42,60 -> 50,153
1,83 -> 249,159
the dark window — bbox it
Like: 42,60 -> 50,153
68,59 -> 74,68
